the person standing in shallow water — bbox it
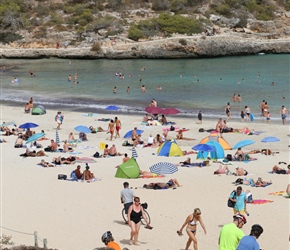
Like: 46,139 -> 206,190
225,102 -> 231,122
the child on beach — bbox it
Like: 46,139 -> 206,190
266,111 -> 271,124
240,111 -> 245,122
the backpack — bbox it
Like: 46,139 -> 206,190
199,128 -> 205,132
93,151 -> 100,158
227,190 -> 236,208
58,174 -> 67,180
170,126 -> 175,131
226,154 -> 233,161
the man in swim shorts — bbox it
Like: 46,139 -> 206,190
280,105 -> 288,125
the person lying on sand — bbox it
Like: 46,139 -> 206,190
143,178 -> 181,189
254,177 -> 272,187
271,165 -> 290,174
0,138 -> 7,143
139,170 -> 164,178
20,148 -> 47,157
52,156 -> 76,165
245,149 -> 261,154
214,165 -> 230,175
235,166 -> 248,176
89,126 -> 106,133
178,157 -> 191,166
39,159 -> 54,167
261,149 -> 277,156
176,130 -> 195,140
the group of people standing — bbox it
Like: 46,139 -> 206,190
108,117 -> 122,141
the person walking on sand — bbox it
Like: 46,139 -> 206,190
177,208 -> 206,250
127,196 -> 152,245
225,102 -> 231,122
236,224 -> 263,250
218,213 -> 246,250
114,117 -> 121,139
55,111 -> 64,130
197,111 -> 202,124
108,119 -> 115,141
244,106 -> 251,122
280,105 -> 288,125
229,186 -> 247,215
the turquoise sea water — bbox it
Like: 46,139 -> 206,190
1,54 -> 289,120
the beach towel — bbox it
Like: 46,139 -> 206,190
140,175 -> 164,178
268,191 -> 287,196
66,177 -> 101,182
69,151 -> 82,155
82,113 -> 98,117
97,118 -> 110,122
163,126 -> 179,131
75,157 -> 97,163
249,199 -> 273,204
181,163 -> 204,167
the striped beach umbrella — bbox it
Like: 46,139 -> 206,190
149,162 -> 178,175
56,130 -> 60,144
132,147 -> 138,159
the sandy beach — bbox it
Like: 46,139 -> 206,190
1,104 -> 289,250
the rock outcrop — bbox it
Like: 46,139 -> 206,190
1,33 -> 289,59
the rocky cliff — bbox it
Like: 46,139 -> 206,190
1,33 -> 289,59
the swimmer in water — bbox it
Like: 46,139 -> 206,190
127,86 -> 130,93
68,75 -> 72,82
157,86 -> 162,91
113,87 -> 117,94
141,85 -> 147,93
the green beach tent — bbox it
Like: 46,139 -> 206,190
31,105 -> 46,115
115,158 -> 140,179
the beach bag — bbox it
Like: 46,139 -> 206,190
227,190 -> 236,208
58,174 -> 67,180
170,126 -> 175,131
226,154 -> 233,161
199,128 -> 205,132
122,140 -> 129,146
93,151 -> 100,158
44,147 -> 52,152
235,178 -> 243,185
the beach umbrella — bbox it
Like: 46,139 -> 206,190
132,147 -> 138,159
261,136 -> 280,143
56,130 -> 60,144
19,122 -> 39,129
123,129 -> 144,139
162,108 -> 180,115
232,140 -> 255,149
74,125 -> 91,133
192,143 -> 215,152
25,133 -> 45,144
145,106 -> 164,114
105,105 -> 120,111
149,162 -> 178,175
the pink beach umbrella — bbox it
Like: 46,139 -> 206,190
162,108 -> 180,115
145,106 -> 164,114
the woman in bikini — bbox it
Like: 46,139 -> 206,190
177,208 -> 207,250
127,197 -> 152,246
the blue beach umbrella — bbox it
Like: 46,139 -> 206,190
105,105 -> 120,111
232,140 -> 255,149
74,125 -> 91,133
123,129 -> 144,139
25,133 -> 45,144
19,122 -> 39,129
192,143 -> 215,152
149,162 -> 178,175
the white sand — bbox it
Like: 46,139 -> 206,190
1,105 -> 289,250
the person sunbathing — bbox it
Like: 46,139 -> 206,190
39,159 -> 54,167
71,165 -> 83,179
179,157 -> 191,166
89,126 -> 106,133
23,128 -> 33,140
52,156 -> 76,165
245,149 -> 261,154
109,144 -> 123,156
176,130 -> 183,139
79,132 -> 88,141
63,140 -> 73,152
0,138 -> 7,143
261,149 -> 275,156
159,114 -> 167,125
213,165 -> 230,175
143,178 -> 181,189
68,132 -> 77,143
234,126 -> 252,134
272,165 -> 289,174
255,177 -> 272,187
14,135 -> 24,148
234,148 -> 245,161
20,148 -> 47,157
235,166 -> 248,176
140,170 -> 164,178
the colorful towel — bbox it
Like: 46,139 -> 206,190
268,191 -> 287,196
181,163 -> 204,167
140,175 -> 164,178
249,199 -> 273,204
66,178 -> 101,182
75,157 -> 97,163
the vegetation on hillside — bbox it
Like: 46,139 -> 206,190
0,0 -> 288,44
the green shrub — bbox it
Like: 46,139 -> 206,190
0,32 -> 23,44
179,38 -> 187,45
128,25 -> 144,41
215,4 -> 232,17
91,42 -> 102,52
286,0 -> 290,10
55,25 -> 68,32
152,0 -> 170,11
170,0 -> 186,13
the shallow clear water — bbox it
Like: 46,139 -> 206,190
1,54 -> 289,120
